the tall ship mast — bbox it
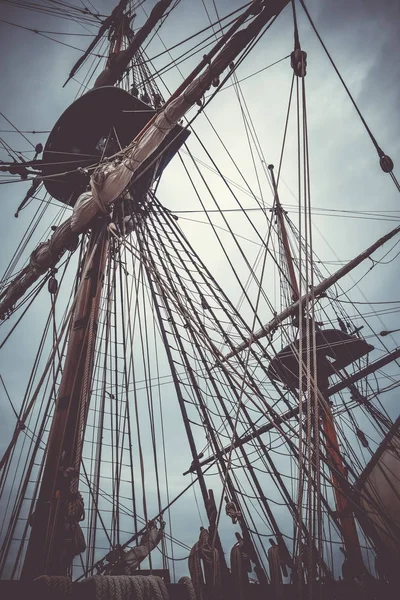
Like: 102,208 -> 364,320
0,1 -> 399,599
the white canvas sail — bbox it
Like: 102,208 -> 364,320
357,418 -> 400,558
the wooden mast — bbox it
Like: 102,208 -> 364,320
268,166 -> 364,574
21,7 -> 133,577
22,223 -> 109,579
269,165 -> 300,302
319,396 -> 364,570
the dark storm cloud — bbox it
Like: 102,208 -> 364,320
309,0 -> 400,139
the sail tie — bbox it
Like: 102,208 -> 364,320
91,170 -> 113,214
224,496 -> 241,524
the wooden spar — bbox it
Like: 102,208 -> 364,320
269,165 -> 300,300
275,204 -> 300,299
90,0 -> 266,92
223,224 -> 400,361
0,1 -> 274,170
107,8 -> 131,60
0,0 -> 290,320
125,0 -> 274,144
327,346 -> 400,395
21,225 -> 109,579
190,346 -> 400,473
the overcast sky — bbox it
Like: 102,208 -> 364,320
1,0 -> 400,582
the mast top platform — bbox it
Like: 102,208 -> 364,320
268,328 -> 374,391
42,86 -> 189,205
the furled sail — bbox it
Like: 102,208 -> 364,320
356,417 -> 400,560
106,521 -> 164,575
124,523 -> 164,573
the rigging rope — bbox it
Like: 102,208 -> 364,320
35,574 -> 173,600
298,0 -> 399,187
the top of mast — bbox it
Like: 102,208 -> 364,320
63,0 -> 130,87
92,0 -> 175,89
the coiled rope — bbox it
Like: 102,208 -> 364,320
87,575 -> 169,600
178,577 -> 197,600
34,574 -> 197,600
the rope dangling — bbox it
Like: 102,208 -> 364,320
230,534 -> 251,600
224,495 -> 241,524
267,539 -> 289,600
63,490 -> 87,559
188,528 -> 207,599
188,527 -> 220,600
58,466 -> 86,563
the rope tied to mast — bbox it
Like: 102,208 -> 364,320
63,491 -> 86,558
177,577 -> 197,600
230,534 -> 251,600
58,465 -> 87,561
188,527 -> 221,600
